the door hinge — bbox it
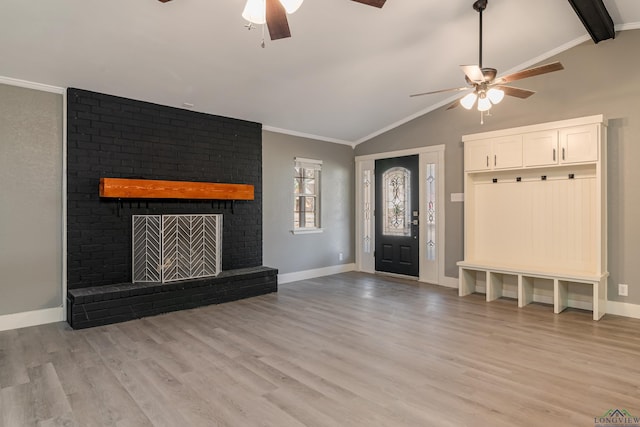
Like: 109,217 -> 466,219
373,250 -> 376,258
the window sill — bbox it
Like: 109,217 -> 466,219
291,228 -> 324,235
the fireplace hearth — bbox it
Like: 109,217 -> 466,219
67,266 -> 277,329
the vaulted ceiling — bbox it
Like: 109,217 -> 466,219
1,0 -> 639,145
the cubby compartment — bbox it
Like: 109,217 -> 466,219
459,267 -> 488,296
555,279 -> 604,316
519,276 -> 554,308
487,271 -> 518,302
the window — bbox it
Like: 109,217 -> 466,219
293,157 -> 321,232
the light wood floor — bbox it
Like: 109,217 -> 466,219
2,272 -> 640,427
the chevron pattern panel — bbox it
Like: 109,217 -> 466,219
132,214 -> 221,283
161,214 -> 222,283
132,215 -> 162,282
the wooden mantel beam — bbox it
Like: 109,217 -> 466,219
99,178 -> 254,200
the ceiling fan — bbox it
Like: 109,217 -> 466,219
410,0 -> 564,115
158,0 -> 387,41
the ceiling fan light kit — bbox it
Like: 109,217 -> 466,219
477,95 -> 491,112
460,92 -> 478,110
486,87 -> 504,104
242,0 -> 268,25
410,0 -> 565,122
242,0 -> 304,25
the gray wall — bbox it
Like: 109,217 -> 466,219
263,131 -> 354,275
355,29 -> 640,305
0,83 -> 63,315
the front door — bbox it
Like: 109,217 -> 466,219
375,155 -> 419,276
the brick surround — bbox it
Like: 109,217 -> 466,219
66,88 -> 263,290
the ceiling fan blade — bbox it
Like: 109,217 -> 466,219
460,65 -> 485,83
496,85 -> 535,99
494,62 -> 564,85
351,0 -> 387,7
266,0 -> 291,40
410,87 -> 469,98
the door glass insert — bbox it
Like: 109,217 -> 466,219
382,167 -> 411,236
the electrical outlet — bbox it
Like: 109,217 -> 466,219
618,284 -> 629,297
339,252 -> 344,261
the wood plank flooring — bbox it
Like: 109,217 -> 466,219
2,272 -> 640,426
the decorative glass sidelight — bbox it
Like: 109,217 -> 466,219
426,163 -> 437,261
132,214 -> 222,283
382,167 -> 411,236
363,169 -> 372,253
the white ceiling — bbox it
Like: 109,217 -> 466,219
1,0 -> 640,145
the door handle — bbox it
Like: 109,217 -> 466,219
562,147 -> 566,160
494,154 -> 497,166
486,155 -> 489,167
553,148 -> 556,161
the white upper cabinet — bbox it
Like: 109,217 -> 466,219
464,139 -> 492,171
523,130 -> 559,167
559,124 -> 599,164
464,136 -> 522,171
492,135 -> 523,169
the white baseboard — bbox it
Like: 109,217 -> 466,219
0,306 -> 65,332
279,263 -> 356,284
438,276 -> 459,289
606,300 -> 640,319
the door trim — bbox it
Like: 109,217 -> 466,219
355,145 -> 446,285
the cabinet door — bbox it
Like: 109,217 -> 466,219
559,124 -> 598,164
523,130 -> 558,167
464,139 -> 492,171
493,135 -> 523,169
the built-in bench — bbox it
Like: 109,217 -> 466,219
458,262 -> 607,320
67,266 -> 278,329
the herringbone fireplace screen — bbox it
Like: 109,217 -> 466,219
132,214 -> 222,283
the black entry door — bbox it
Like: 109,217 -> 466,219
375,155 -> 419,277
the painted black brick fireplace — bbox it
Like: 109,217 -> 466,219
66,88 -> 276,328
